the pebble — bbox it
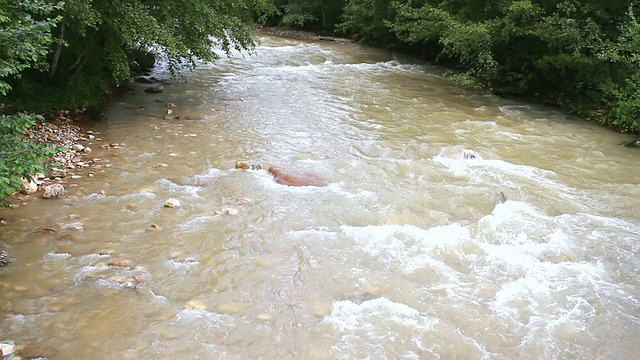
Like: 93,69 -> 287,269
147,223 -> 162,231
98,249 -> 115,256
257,313 -> 274,321
108,260 -> 132,268
164,198 -> 181,208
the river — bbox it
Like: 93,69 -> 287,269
1,33 -> 639,359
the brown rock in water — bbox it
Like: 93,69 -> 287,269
267,166 -> 329,187
19,344 -> 57,359
108,260 -> 132,268
42,184 -> 66,199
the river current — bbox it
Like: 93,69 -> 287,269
1,33 -> 639,359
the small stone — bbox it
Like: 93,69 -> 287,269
88,135 -> 95,140
108,260 -> 132,268
126,203 -> 138,211
71,175 -> 82,179
42,184 -> 66,199
50,168 -> 67,178
98,249 -> 115,256
153,163 -> 168,168
88,173 -> 95,177
164,198 -> 181,208
84,147 -> 92,153
72,144 -> 85,152
133,274 -> 150,283
13,285 -> 27,291
257,313 -> 274,321
166,103 -> 177,108
147,223 -> 162,231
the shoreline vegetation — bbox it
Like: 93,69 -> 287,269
1,0 -> 639,208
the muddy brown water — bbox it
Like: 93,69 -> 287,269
1,34 -> 639,359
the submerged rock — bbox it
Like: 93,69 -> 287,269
20,343 -> 57,358
144,85 -> 164,93
621,138 -> 640,148
164,198 -> 181,208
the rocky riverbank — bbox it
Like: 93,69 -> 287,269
253,25 -> 355,44
9,113 -> 120,207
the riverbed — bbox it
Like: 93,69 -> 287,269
1,32 -> 639,359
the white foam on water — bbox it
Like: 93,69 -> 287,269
324,297 -> 436,331
174,308 -> 235,326
499,104 -> 533,116
433,148 -> 556,181
340,223 -> 470,277
156,178 -> 202,198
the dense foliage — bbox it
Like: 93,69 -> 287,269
262,0 -> 640,133
0,0 -> 275,205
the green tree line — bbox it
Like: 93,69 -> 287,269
265,0 -> 639,134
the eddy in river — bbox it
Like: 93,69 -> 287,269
235,161 -> 329,187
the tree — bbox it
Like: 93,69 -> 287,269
0,1 -> 63,205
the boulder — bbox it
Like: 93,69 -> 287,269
267,166 -> 329,187
144,85 -> 164,93
42,184 -> 66,199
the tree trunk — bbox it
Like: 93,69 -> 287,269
49,23 -> 66,78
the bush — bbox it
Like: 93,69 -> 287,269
0,113 -> 58,205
